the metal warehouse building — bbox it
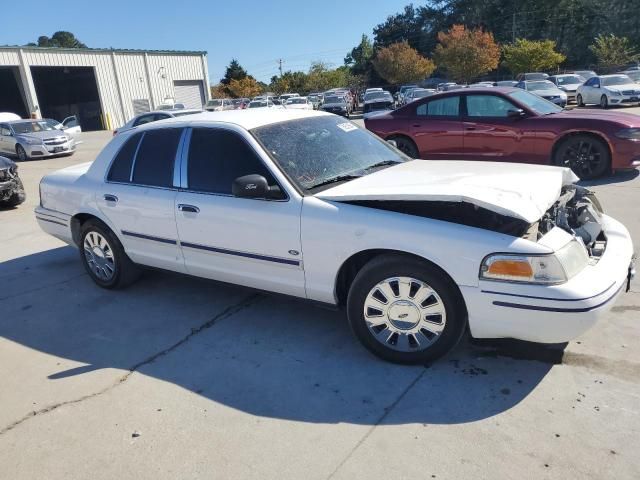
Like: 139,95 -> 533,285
0,46 -> 210,130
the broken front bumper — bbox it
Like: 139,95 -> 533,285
461,214 -> 635,343
0,177 -> 26,205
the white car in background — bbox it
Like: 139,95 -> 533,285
35,110 -> 634,364
205,98 -> 235,112
577,74 -> 640,108
113,109 -> 201,136
44,116 -> 83,144
404,88 -> 436,103
548,74 -> 585,103
284,97 -> 313,110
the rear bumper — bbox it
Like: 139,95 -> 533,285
462,214 -> 635,343
34,206 -> 74,245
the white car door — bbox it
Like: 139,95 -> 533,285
98,127 -> 186,273
0,124 -> 11,154
583,77 -> 599,103
174,126 -> 305,297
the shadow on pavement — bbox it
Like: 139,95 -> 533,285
1,246 -> 556,426
579,168 -> 639,187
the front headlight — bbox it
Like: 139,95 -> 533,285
609,90 -> 622,96
480,241 -> 588,284
615,128 -> 640,141
480,254 -> 567,284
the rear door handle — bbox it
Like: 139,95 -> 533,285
103,194 -> 118,203
412,124 -> 421,127
178,204 -> 200,213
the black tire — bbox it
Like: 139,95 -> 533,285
346,254 -> 467,364
554,134 -> 610,180
16,144 -> 27,161
576,94 -> 584,107
600,95 -> 608,109
390,136 -> 419,158
79,219 -> 140,289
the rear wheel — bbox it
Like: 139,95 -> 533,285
554,134 -> 610,180
600,95 -> 608,109
15,145 -> 27,161
79,220 -> 140,289
347,254 -> 466,364
390,136 -> 419,158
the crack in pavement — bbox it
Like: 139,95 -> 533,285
326,367 -> 429,480
0,293 -> 261,436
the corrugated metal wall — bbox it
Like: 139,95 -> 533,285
0,48 -> 208,129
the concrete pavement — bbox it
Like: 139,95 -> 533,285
0,123 -> 639,479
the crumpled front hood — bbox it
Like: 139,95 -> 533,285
0,155 -> 16,170
315,160 -> 578,223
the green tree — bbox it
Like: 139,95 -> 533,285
434,25 -> 500,83
502,39 -> 566,75
589,34 -> 638,72
372,41 -> 435,85
27,31 -> 87,48
220,59 -> 248,85
344,34 -> 374,76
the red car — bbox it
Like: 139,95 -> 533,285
364,87 -> 640,179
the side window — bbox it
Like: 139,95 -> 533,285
131,129 -> 182,187
187,128 -> 279,196
133,114 -> 155,127
0,124 -> 11,136
107,133 -> 142,183
416,96 -> 460,117
466,95 -> 517,117
153,113 -> 171,121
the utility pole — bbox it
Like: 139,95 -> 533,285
278,59 -> 283,77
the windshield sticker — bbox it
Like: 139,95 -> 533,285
337,122 -> 358,133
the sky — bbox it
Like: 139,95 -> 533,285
3,0 -> 409,84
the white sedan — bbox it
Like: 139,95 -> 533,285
285,97 -> 313,110
35,110 -> 635,364
577,74 -> 640,108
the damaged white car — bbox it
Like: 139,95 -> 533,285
36,110 -> 635,364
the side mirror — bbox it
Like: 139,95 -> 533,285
232,174 -> 282,199
387,139 -> 398,148
507,109 -> 526,119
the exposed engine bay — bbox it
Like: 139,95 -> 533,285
536,184 -> 606,259
345,184 -> 606,260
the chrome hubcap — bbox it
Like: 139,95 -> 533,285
364,276 -> 446,352
83,231 -> 115,281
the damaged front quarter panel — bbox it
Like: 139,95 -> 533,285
0,156 -> 26,207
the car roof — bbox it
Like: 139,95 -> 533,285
134,109 -> 331,131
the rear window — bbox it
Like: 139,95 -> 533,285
131,129 -> 182,187
107,133 -> 142,183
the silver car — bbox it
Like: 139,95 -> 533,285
0,119 -> 75,161
114,109 -> 202,136
548,74 -> 585,102
516,80 -> 567,107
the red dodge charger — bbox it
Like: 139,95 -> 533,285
364,87 -> 640,179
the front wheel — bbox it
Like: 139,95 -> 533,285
16,144 -> 27,161
600,95 -> 608,109
576,94 -> 584,107
347,254 -> 466,364
554,134 -> 610,180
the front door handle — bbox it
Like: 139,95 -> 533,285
103,194 -> 118,203
178,204 -> 200,213
412,124 -> 421,128
465,126 -> 476,131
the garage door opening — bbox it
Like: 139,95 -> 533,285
173,80 -> 205,110
31,66 -> 102,131
0,67 -> 28,118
